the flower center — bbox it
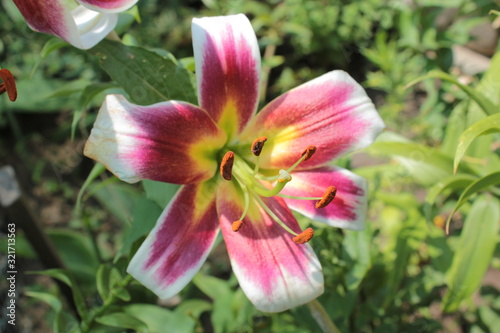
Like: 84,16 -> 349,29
219,138 -> 337,244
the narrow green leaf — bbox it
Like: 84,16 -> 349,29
405,70 -> 497,116
424,174 -> 476,220
454,113 -> 500,173
96,264 -> 112,303
91,40 -> 197,105
25,291 -> 65,333
443,196 -> 500,312
445,171 -> 500,229
96,312 -> 148,333
30,268 -> 88,319
75,163 -> 106,217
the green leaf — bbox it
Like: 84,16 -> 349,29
445,171 -> 500,229
142,179 -> 179,208
96,264 -> 112,303
443,196 -> 500,312
405,70 -> 497,116
31,269 -> 88,319
75,163 -> 106,217
364,140 -> 477,180
25,291 -> 65,333
192,273 -> 234,333
424,174 -> 476,220
124,304 -> 196,333
91,40 -> 197,105
72,82 -> 121,139
454,113 -> 500,173
117,197 -> 162,260
108,268 -> 131,301
88,181 -> 141,226
96,312 -> 148,333
48,230 -> 100,285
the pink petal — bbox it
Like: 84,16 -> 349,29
192,14 -> 260,139
77,0 -> 138,13
281,167 -> 368,230
127,183 -> 220,300
13,1 -> 118,49
84,94 -> 227,184
217,182 -> 324,313
240,70 -> 385,170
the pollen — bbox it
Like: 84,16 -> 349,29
293,227 -> 314,244
315,186 -> 337,209
251,136 -> 268,156
220,151 -> 235,181
0,69 -> 17,102
300,145 -> 317,161
232,220 -> 244,232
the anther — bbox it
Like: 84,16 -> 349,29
301,145 -> 317,161
251,136 -> 267,156
220,151 -> 235,181
315,186 -> 337,209
0,69 -> 17,102
232,220 -> 243,232
293,228 -> 314,244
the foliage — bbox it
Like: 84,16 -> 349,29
1,0 -> 499,332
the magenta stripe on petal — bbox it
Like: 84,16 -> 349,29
84,95 -> 227,185
217,182 -> 323,312
192,14 -> 260,137
127,183 -> 219,299
281,166 -> 368,230
240,70 -> 385,170
14,0 -> 72,42
77,0 -> 138,13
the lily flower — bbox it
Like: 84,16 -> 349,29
13,0 -> 138,49
84,14 -> 384,312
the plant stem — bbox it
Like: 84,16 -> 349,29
307,299 -> 341,333
80,275 -> 133,332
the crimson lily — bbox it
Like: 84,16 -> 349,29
84,14 -> 384,312
13,0 -> 138,49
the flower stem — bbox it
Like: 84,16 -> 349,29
306,299 -> 341,333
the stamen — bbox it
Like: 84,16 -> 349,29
253,194 -> 298,236
232,220 -> 244,232
220,151 -> 235,181
293,228 -> 314,244
251,136 -> 267,156
0,69 -> 17,102
315,186 -> 337,209
301,145 -> 317,161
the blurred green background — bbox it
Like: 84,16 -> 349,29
1,0 -> 500,332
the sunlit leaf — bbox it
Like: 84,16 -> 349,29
443,196 -> 500,312
424,174 -> 476,220
453,113 -> 500,173
91,40 -> 197,106
445,171 -> 500,230
405,70 -> 497,116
